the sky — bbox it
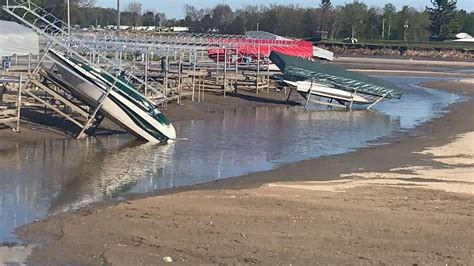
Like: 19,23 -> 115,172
96,0 -> 474,18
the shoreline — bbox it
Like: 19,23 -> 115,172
4,78 -> 472,264
1,55 -> 473,264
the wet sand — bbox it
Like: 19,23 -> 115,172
5,78 -> 472,264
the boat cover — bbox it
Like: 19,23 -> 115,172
270,51 -> 402,99
245,31 -> 291,41
208,38 -> 314,58
0,20 -> 39,57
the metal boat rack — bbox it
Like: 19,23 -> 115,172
1,0 -> 133,137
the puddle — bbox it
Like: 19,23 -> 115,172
0,77 -> 460,243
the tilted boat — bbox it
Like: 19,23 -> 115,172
270,51 -> 402,107
48,49 -> 176,142
283,80 -> 370,104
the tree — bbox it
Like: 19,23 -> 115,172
320,0 -> 335,34
155,12 -> 166,27
302,8 -> 318,37
341,1 -> 368,38
184,5 -> 207,22
142,10 -> 155,26
320,0 -> 333,10
455,10 -> 474,35
426,0 -> 459,39
211,4 -> 234,33
383,4 -> 397,39
127,1 -> 142,27
363,7 -> 383,40
241,5 -> 261,33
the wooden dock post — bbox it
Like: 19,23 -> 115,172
256,45 -> 260,94
177,53 -> 183,105
223,47 -> 227,98
144,50 -> 149,97
14,74 -> 22,132
27,53 -> 31,75
216,48 -> 219,75
192,51 -> 196,101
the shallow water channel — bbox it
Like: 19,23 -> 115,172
0,77 -> 460,243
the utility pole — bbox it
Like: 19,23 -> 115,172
117,0 -> 121,35
67,0 -> 70,35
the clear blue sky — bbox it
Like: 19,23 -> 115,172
96,0 -> 474,18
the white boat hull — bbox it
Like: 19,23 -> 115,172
49,51 -> 176,142
285,80 -> 370,104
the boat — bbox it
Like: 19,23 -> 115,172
270,51 -> 402,108
47,49 -> 176,142
284,80 -> 370,104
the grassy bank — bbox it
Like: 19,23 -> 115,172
320,39 -> 474,50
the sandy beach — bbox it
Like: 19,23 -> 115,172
1,59 -> 473,264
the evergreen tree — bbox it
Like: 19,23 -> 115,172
319,0 -> 334,35
320,0 -> 333,10
426,0 -> 459,39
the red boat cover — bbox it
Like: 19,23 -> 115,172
207,37 -> 313,59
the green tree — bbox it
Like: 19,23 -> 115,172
455,10 -> 474,34
302,8 -> 318,37
319,0 -> 334,34
211,4 -> 234,33
341,1 -> 368,39
363,7 -> 383,40
142,11 -> 155,26
426,0 -> 459,39
320,0 -> 333,10
382,4 -> 397,39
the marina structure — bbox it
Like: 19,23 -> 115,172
1,0 -> 399,140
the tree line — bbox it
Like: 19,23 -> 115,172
0,0 -> 472,41
181,0 -> 472,41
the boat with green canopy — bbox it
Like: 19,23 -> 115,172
269,51 -> 402,108
48,49 -> 176,142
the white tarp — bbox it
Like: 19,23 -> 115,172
454,32 -> 474,43
245,31 -> 291,41
313,47 -> 334,61
0,20 -> 39,57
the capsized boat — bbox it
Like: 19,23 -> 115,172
270,51 -> 402,107
48,49 -> 176,142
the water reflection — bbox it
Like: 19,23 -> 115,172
0,77 -> 460,243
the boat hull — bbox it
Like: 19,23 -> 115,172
49,51 -> 176,142
285,80 -> 370,104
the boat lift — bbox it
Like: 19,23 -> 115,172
1,0 -> 167,101
283,78 -> 390,110
1,0 -> 170,138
